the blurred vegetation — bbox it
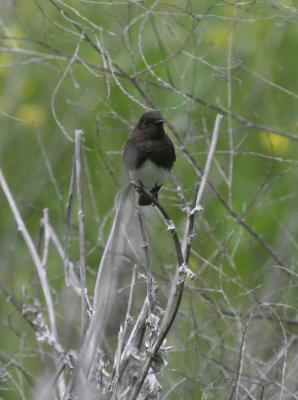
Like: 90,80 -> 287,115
1,0 -> 298,399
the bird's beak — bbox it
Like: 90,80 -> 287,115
155,119 -> 164,125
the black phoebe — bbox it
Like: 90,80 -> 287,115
123,111 -> 176,206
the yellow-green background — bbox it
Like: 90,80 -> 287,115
1,1 -> 298,398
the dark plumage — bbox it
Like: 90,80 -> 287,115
123,111 -> 176,206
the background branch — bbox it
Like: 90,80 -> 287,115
1,2 -> 297,399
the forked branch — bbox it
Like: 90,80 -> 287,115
129,114 -> 222,400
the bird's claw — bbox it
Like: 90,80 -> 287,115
136,180 -> 144,193
151,195 -> 158,207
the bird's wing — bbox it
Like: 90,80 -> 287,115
124,134 -> 176,170
123,138 -> 147,170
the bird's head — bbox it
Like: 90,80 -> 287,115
136,110 -> 165,133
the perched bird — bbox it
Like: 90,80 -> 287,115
123,110 -> 176,206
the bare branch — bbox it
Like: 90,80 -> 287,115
137,208 -> 156,313
183,114 -> 222,263
0,169 -> 60,350
75,129 -> 89,336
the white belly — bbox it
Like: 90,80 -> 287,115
128,160 -> 169,189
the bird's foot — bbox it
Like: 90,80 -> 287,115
136,180 -> 145,194
151,194 -> 158,207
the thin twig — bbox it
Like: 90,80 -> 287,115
46,222 -> 81,294
137,209 -> 156,313
0,352 -> 34,388
229,324 -> 248,400
0,169 -> 60,347
132,184 -> 184,267
64,150 -> 76,286
169,130 -> 288,271
83,149 -> 100,225
183,114 -> 222,263
109,265 -> 137,393
41,208 -> 51,269
37,131 -> 64,205
129,187 -> 186,400
75,129 -> 88,336
129,114 -> 221,398
113,298 -> 149,390
0,168 -> 66,397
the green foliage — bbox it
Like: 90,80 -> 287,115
1,1 -> 297,398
